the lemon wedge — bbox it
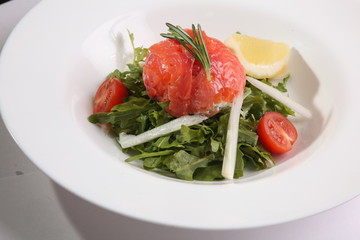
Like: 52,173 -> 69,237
224,34 -> 290,79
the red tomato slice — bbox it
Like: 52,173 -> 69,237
93,77 -> 128,114
257,112 -> 298,154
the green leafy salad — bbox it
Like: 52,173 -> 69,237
88,32 -> 295,181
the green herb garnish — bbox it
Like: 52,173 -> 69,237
160,23 -> 211,81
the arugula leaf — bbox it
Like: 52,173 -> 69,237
240,143 -> 274,170
143,157 -> 164,170
210,138 -> 222,153
106,31 -> 149,97
274,75 -> 290,92
168,150 -> 215,181
243,75 -> 295,119
152,136 -> 184,149
193,164 -> 223,181
238,128 -> 258,147
128,30 -> 148,67
125,149 -> 175,163
176,125 -> 209,144
234,147 -> 245,178
88,97 -> 173,135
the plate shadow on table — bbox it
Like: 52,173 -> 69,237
52,181 -> 251,240
51,180 -> 323,240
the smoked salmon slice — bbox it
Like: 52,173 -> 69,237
143,29 -> 246,117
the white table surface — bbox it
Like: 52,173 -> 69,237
1,0 -> 360,239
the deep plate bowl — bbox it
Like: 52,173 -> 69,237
1,0 -> 360,229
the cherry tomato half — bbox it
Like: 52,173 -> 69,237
93,77 -> 128,114
257,111 -> 298,154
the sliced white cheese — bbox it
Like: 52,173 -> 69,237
222,93 -> 244,180
118,115 -> 208,149
246,76 -> 312,119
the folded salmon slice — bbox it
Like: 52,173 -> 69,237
143,30 -> 246,117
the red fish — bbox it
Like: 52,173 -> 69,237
143,30 -> 246,117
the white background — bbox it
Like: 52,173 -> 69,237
0,0 -> 360,239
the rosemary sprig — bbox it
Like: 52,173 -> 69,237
160,23 -> 211,81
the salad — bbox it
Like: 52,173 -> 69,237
88,23 -> 311,181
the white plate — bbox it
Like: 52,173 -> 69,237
1,0 -> 360,229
